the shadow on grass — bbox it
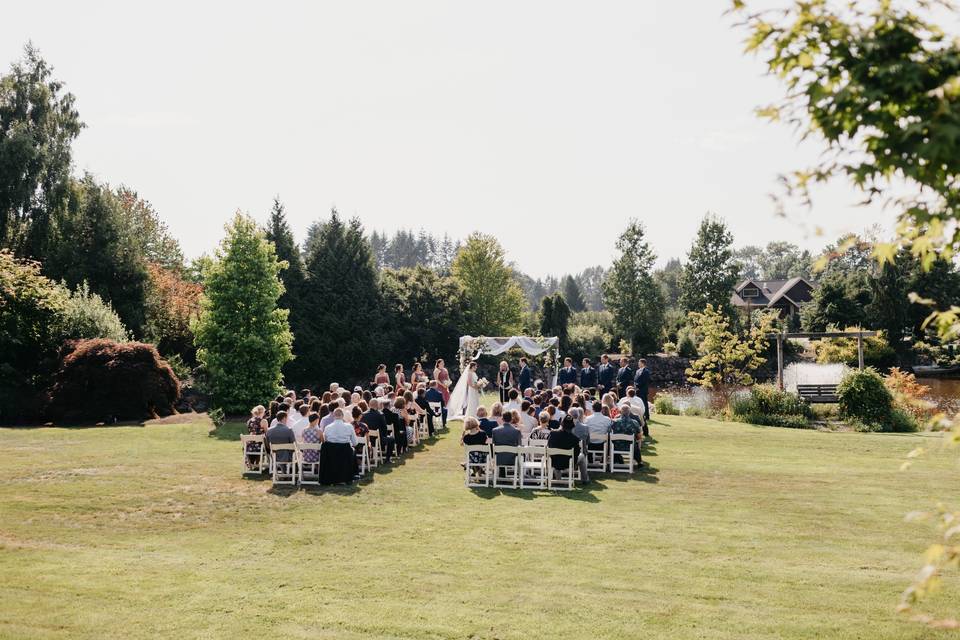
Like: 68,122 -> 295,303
470,485 -> 602,502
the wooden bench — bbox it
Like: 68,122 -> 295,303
796,384 -> 839,404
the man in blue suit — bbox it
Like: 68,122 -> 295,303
633,358 -> 651,430
598,354 -> 616,394
557,357 -> 578,386
579,358 -> 598,390
424,380 -> 446,430
517,357 -> 533,392
616,357 -> 634,398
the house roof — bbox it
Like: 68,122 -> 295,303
731,276 -> 816,309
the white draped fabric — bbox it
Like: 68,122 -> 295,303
458,335 -> 558,356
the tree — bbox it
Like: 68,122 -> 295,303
539,293 -> 570,354
737,242 -> 812,281
115,187 -> 184,271
0,43 -> 83,258
575,266 -> 606,311
43,176 -> 149,336
679,214 -> 740,314
685,304 -> 776,388
601,220 -> 664,354
263,198 -> 305,379
379,266 -> 467,366
297,209 -> 382,385
143,262 -> 203,363
561,275 -> 586,312
867,250 -> 914,360
735,0 -> 960,623
451,233 -> 524,336
654,258 -> 683,309
800,271 -> 871,332
59,281 -> 128,343
193,213 -> 292,412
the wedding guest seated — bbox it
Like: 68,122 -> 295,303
477,406 -> 498,438
504,389 -> 522,413
490,402 -> 504,426
601,393 -> 620,419
529,412 -> 552,441
266,411 -> 296,465
385,397 -> 408,456
424,380 -> 446,430
584,401 -> 613,439
320,401 -> 339,428
611,404 -> 643,465
461,416 -> 489,469
291,404 -> 309,441
319,408 -> 359,484
569,407 -> 590,451
362,399 -> 395,463
301,413 -> 322,464
545,405 -> 560,430
491,412 -> 522,474
415,386 -> 438,437
245,405 -> 268,469
519,401 -> 538,436
547,416 -> 589,483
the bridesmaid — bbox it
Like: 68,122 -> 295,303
394,363 -> 407,391
411,362 -> 428,387
434,358 -> 451,405
374,363 -> 390,386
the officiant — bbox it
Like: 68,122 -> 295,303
496,360 -> 514,403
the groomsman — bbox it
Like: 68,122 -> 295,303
616,357 -> 634,398
579,358 -> 598,390
557,357 -> 578,385
633,358 -> 652,429
518,357 -> 533,392
598,354 -> 616,394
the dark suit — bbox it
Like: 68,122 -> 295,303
478,418 -> 499,439
616,366 -> 634,397
491,424 -> 522,466
362,408 -> 396,461
633,367 -> 652,426
266,423 -> 295,463
579,366 -> 598,389
424,387 -> 446,429
557,366 -> 578,386
598,362 -> 616,393
518,365 -> 533,391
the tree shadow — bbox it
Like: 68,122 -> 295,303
209,420 -> 246,441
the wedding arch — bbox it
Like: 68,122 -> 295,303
458,335 -> 560,387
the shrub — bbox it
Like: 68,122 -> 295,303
729,384 -> 812,428
661,341 -> 678,355
654,393 -> 680,415
888,407 -> 919,433
566,322 -> 613,362
814,329 -> 897,369
677,331 -> 698,358
46,339 -> 180,422
884,367 -> 933,423
837,368 -> 896,431
59,281 -> 129,342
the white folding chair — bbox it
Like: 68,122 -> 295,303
464,444 -> 491,487
492,445 -> 520,488
417,413 -> 429,440
519,444 -> 546,489
240,434 -> 267,474
367,430 -> 382,467
407,418 -> 420,447
428,401 -> 443,431
586,433 -> 609,473
609,434 -> 636,473
355,438 -> 369,475
271,443 -> 298,485
546,447 -> 577,491
297,442 -> 321,485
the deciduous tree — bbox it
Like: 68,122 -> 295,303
451,233 -> 524,336
601,220 -> 664,354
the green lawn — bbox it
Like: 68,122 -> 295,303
1,409 -> 958,639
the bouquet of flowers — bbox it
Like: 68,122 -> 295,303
475,377 -> 489,390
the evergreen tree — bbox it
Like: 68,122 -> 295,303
193,213 -> 293,412
601,220 -> 664,354
539,293 -> 570,353
44,176 -> 149,335
562,275 -> 586,312
451,233 -> 525,335
679,214 -> 740,314
575,266 -> 606,311
298,209 -> 382,385
0,43 -> 83,258
654,258 -> 683,309
263,199 -> 305,381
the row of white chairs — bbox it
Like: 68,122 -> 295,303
241,407 -> 447,485
464,432 -> 637,490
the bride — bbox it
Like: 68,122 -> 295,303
448,361 -> 482,420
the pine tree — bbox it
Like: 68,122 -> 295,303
601,220 -> 664,354
679,213 -> 740,314
263,198 -> 304,313
539,293 -> 570,353
562,275 -> 586,312
298,209 -> 382,385
193,212 -> 293,412
451,233 -> 525,335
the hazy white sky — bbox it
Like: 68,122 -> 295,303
2,1 -> 893,277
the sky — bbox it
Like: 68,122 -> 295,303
1,1 -> 896,278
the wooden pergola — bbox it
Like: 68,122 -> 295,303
770,331 -> 877,390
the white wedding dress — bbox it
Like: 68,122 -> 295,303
448,370 -> 480,421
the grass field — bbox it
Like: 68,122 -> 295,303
1,406 -> 959,639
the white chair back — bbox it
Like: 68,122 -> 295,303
270,443 -> 298,486
609,433 -> 635,474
